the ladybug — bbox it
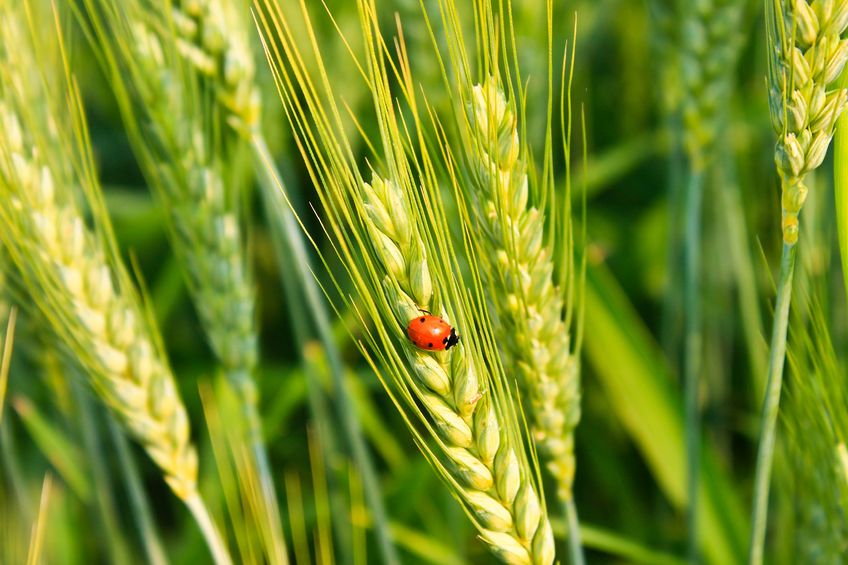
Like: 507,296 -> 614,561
406,312 -> 460,351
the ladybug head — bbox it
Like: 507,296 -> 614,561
444,328 -> 460,350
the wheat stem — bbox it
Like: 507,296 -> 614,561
683,168 -> 703,563
71,378 -> 134,565
185,492 -> 234,565
563,499 -> 585,565
747,241 -> 796,565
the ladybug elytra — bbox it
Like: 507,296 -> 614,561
406,313 -> 460,351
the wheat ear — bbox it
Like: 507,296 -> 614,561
680,0 -> 746,169
0,104 -> 198,501
768,0 -> 848,244
121,15 -> 260,402
465,79 -> 580,503
362,173 -> 555,565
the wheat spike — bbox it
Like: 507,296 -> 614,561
680,0 -> 746,169
768,0 -> 848,243
363,173 -> 555,565
84,1 -> 260,403
0,107 -> 198,501
465,79 -> 580,503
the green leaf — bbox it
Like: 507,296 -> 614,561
584,261 -> 747,565
13,395 -> 91,503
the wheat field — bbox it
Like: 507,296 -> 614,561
0,0 -> 847,564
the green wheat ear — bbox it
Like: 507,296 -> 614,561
679,0 -> 745,170
768,0 -> 848,244
0,2 -> 198,502
465,77 -> 580,502
81,0 -> 259,408
363,173 -> 555,563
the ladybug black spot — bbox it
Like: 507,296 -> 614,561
420,318 -> 426,323
428,342 -> 433,348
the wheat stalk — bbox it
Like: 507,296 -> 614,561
363,173 -> 555,565
464,78 -> 580,504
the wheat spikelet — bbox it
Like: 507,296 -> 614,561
768,0 -> 848,243
0,102 -> 198,502
680,0 -> 746,169
650,0 -> 684,118
464,78 -> 580,503
363,173 -> 555,565
169,0 -> 260,134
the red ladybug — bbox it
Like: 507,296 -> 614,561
406,313 -> 460,351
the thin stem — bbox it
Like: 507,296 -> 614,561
72,381 -> 132,565
226,369 -> 287,564
660,118 -> 685,367
252,134 -> 399,565
108,416 -> 168,565
185,492 -> 234,565
564,498 -> 586,565
747,241 -> 797,565
684,168 -> 704,563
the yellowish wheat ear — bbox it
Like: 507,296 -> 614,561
0,89 -> 199,508
465,78 -> 580,503
769,1 -> 848,243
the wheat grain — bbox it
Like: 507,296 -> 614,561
464,78 -> 580,503
768,0 -> 848,243
363,173 -> 555,565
